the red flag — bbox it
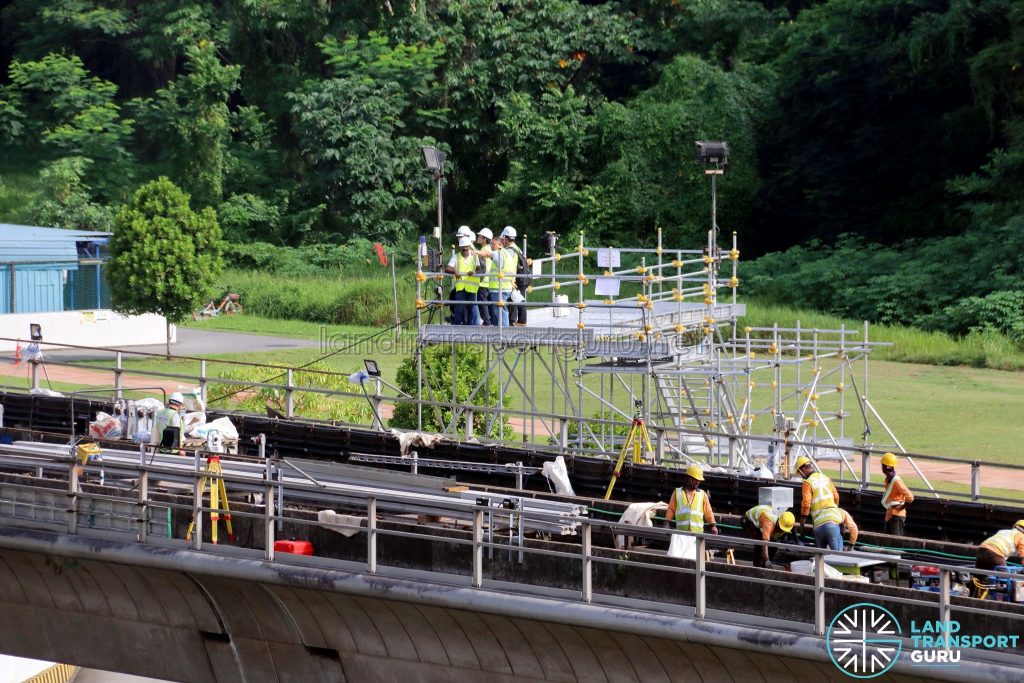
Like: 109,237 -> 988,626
373,242 -> 388,266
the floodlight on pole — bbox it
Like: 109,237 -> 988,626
421,145 -> 447,257
694,141 -> 728,338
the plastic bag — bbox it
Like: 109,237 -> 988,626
192,416 -> 238,440
667,533 -> 697,560
510,289 -> 525,303
89,411 -> 123,440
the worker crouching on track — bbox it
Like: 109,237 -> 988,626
796,456 -> 844,551
665,464 -> 718,535
972,520 -> 1024,598
742,506 -> 796,568
880,452 -> 914,536
840,508 -> 859,551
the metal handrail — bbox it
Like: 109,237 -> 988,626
3,440 -> 1021,643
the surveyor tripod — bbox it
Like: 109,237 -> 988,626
185,455 -> 235,544
604,401 -> 653,500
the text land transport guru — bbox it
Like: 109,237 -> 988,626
909,620 -> 1019,650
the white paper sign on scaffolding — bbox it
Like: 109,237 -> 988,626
597,248 -> 621,268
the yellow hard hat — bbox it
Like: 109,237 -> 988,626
685,464 -> 705,481
778,511 -> 795,533
794,456 -> 813,471
881,452 -> 898,467
1015,520 -> 1024,531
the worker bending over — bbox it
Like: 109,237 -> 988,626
840,508 -> 859,550
977,520 -> 1024,572
742,505 -> 796,568
665,465 -> 718,534
797,456 -> 844,551
880,452 -> 914,536
152,392 -> 184,449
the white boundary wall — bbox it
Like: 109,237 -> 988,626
0,310 -> 174,352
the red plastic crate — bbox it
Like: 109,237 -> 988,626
274,540 -> 314,556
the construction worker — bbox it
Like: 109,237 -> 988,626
474,228 -> 494,325
500,226 -> 529,326
742,505 -> 796,568
487,232 -> 518,327
880,452 -> 914,536
152,392 -> 184,448
977,521 -> 1024,572
796,455 -> 844,551
445,236 -> 481,325
840,508 -> 859,550
664,464 -> 718,534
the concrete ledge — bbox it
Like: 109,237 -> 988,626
0,525 -> 1017,682
0,311 -> 172,352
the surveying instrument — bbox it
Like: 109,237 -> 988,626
603,400 -> 654,500
185,431 -> 235,544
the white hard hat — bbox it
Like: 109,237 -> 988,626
456,225 -> 472,236
468,230 -> 476,242
169,392 -> 184,405
478,227 -> 493,240
458,236 -> 472,247
501,225 -> 517,239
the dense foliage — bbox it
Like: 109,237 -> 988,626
0,0 -> 1021,340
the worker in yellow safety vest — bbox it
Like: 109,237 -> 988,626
880,452 -> 914,537
444,236 -> 481,325
474,228 -> 494,325
796,455 -> 844,551
977,521 -> 1024,572
839,508 -> 859,550
664,464 -> 718,534
485,232 -> 518,327
742,506 -> 796,567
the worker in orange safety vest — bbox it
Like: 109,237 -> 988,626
880,452 -> 914,536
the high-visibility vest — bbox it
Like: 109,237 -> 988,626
745,505 -> 779,528
479,258 -> 493,289
881,475 -> 903,509
151,407 -> 181,446
746,505 -> 787,540
673,488 -> 706,532
454,252 -> 480,294
808,472 -> 842,527
495,248 -> 518,291
982,529 -> 1024,558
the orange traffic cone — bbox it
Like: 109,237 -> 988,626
11,340 -> 21,366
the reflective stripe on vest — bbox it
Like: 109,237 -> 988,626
674,488 -> 705,533
983,529 -> 1022,558
495,248 -> 518,291
745,504 -> 778,529
454,252 -> 480,293
808,472 -> 841,527
881,475 -> 901,509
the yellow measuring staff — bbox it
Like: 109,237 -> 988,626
185,455 -> 235,544
604,401 -> 654,500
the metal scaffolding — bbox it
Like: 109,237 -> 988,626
411,225 -> 930,489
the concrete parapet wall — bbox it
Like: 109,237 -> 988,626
0,311 -> 172,352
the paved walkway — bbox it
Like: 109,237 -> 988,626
42,327 -> 321,361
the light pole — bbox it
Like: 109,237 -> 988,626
421,145 -> 447,258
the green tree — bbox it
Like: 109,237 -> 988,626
1,53 -> 134,197
141,40 -> 240,207
391,345 -> 511,439
107,177 -> 224,355
29,157 -> 113,231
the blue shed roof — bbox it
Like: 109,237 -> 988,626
0,224 -> 110,263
